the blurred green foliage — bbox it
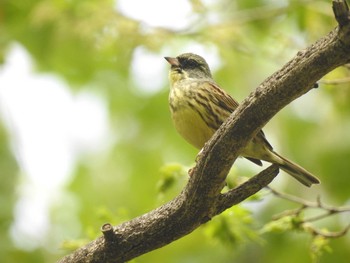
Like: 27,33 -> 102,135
1,0 -> 350,262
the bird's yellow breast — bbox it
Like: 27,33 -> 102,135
169,87 -> 215,149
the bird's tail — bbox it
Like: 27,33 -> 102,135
272,151 -> 320,187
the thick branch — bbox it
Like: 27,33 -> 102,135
59,1 -> 350,262
215,164 -> 279,214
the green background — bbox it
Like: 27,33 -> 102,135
0,0 -> 349,262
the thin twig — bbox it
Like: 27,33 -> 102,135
305,223 -> 350,238
320,77 -> 350,84
267,186 -> 350,213
267,187 -> 350,238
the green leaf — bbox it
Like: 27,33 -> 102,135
310,235 -> 332,262
157,163 -> 187,194
204,206 -> 261,246
261,214 -> 304,234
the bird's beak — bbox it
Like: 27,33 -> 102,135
164,57 -> 180,67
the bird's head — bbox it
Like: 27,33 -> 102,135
165,53 -> 212,85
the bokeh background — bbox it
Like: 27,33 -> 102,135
1,0 -> 350,262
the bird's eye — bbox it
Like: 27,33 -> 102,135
182,58 -> 199,69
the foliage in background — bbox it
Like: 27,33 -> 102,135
0,0 -> 349,262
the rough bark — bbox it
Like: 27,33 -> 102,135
58,1 -> 350,262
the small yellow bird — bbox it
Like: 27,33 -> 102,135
165,53 -> 320,187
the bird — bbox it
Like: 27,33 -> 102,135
165,52 -> 320,187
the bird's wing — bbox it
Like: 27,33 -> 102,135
208,81 -> 240,111
209,81 -> 273,156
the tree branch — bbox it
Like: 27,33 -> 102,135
58,1 -> 350,262
266,187 -> 350,238
321,77 -> 350,85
